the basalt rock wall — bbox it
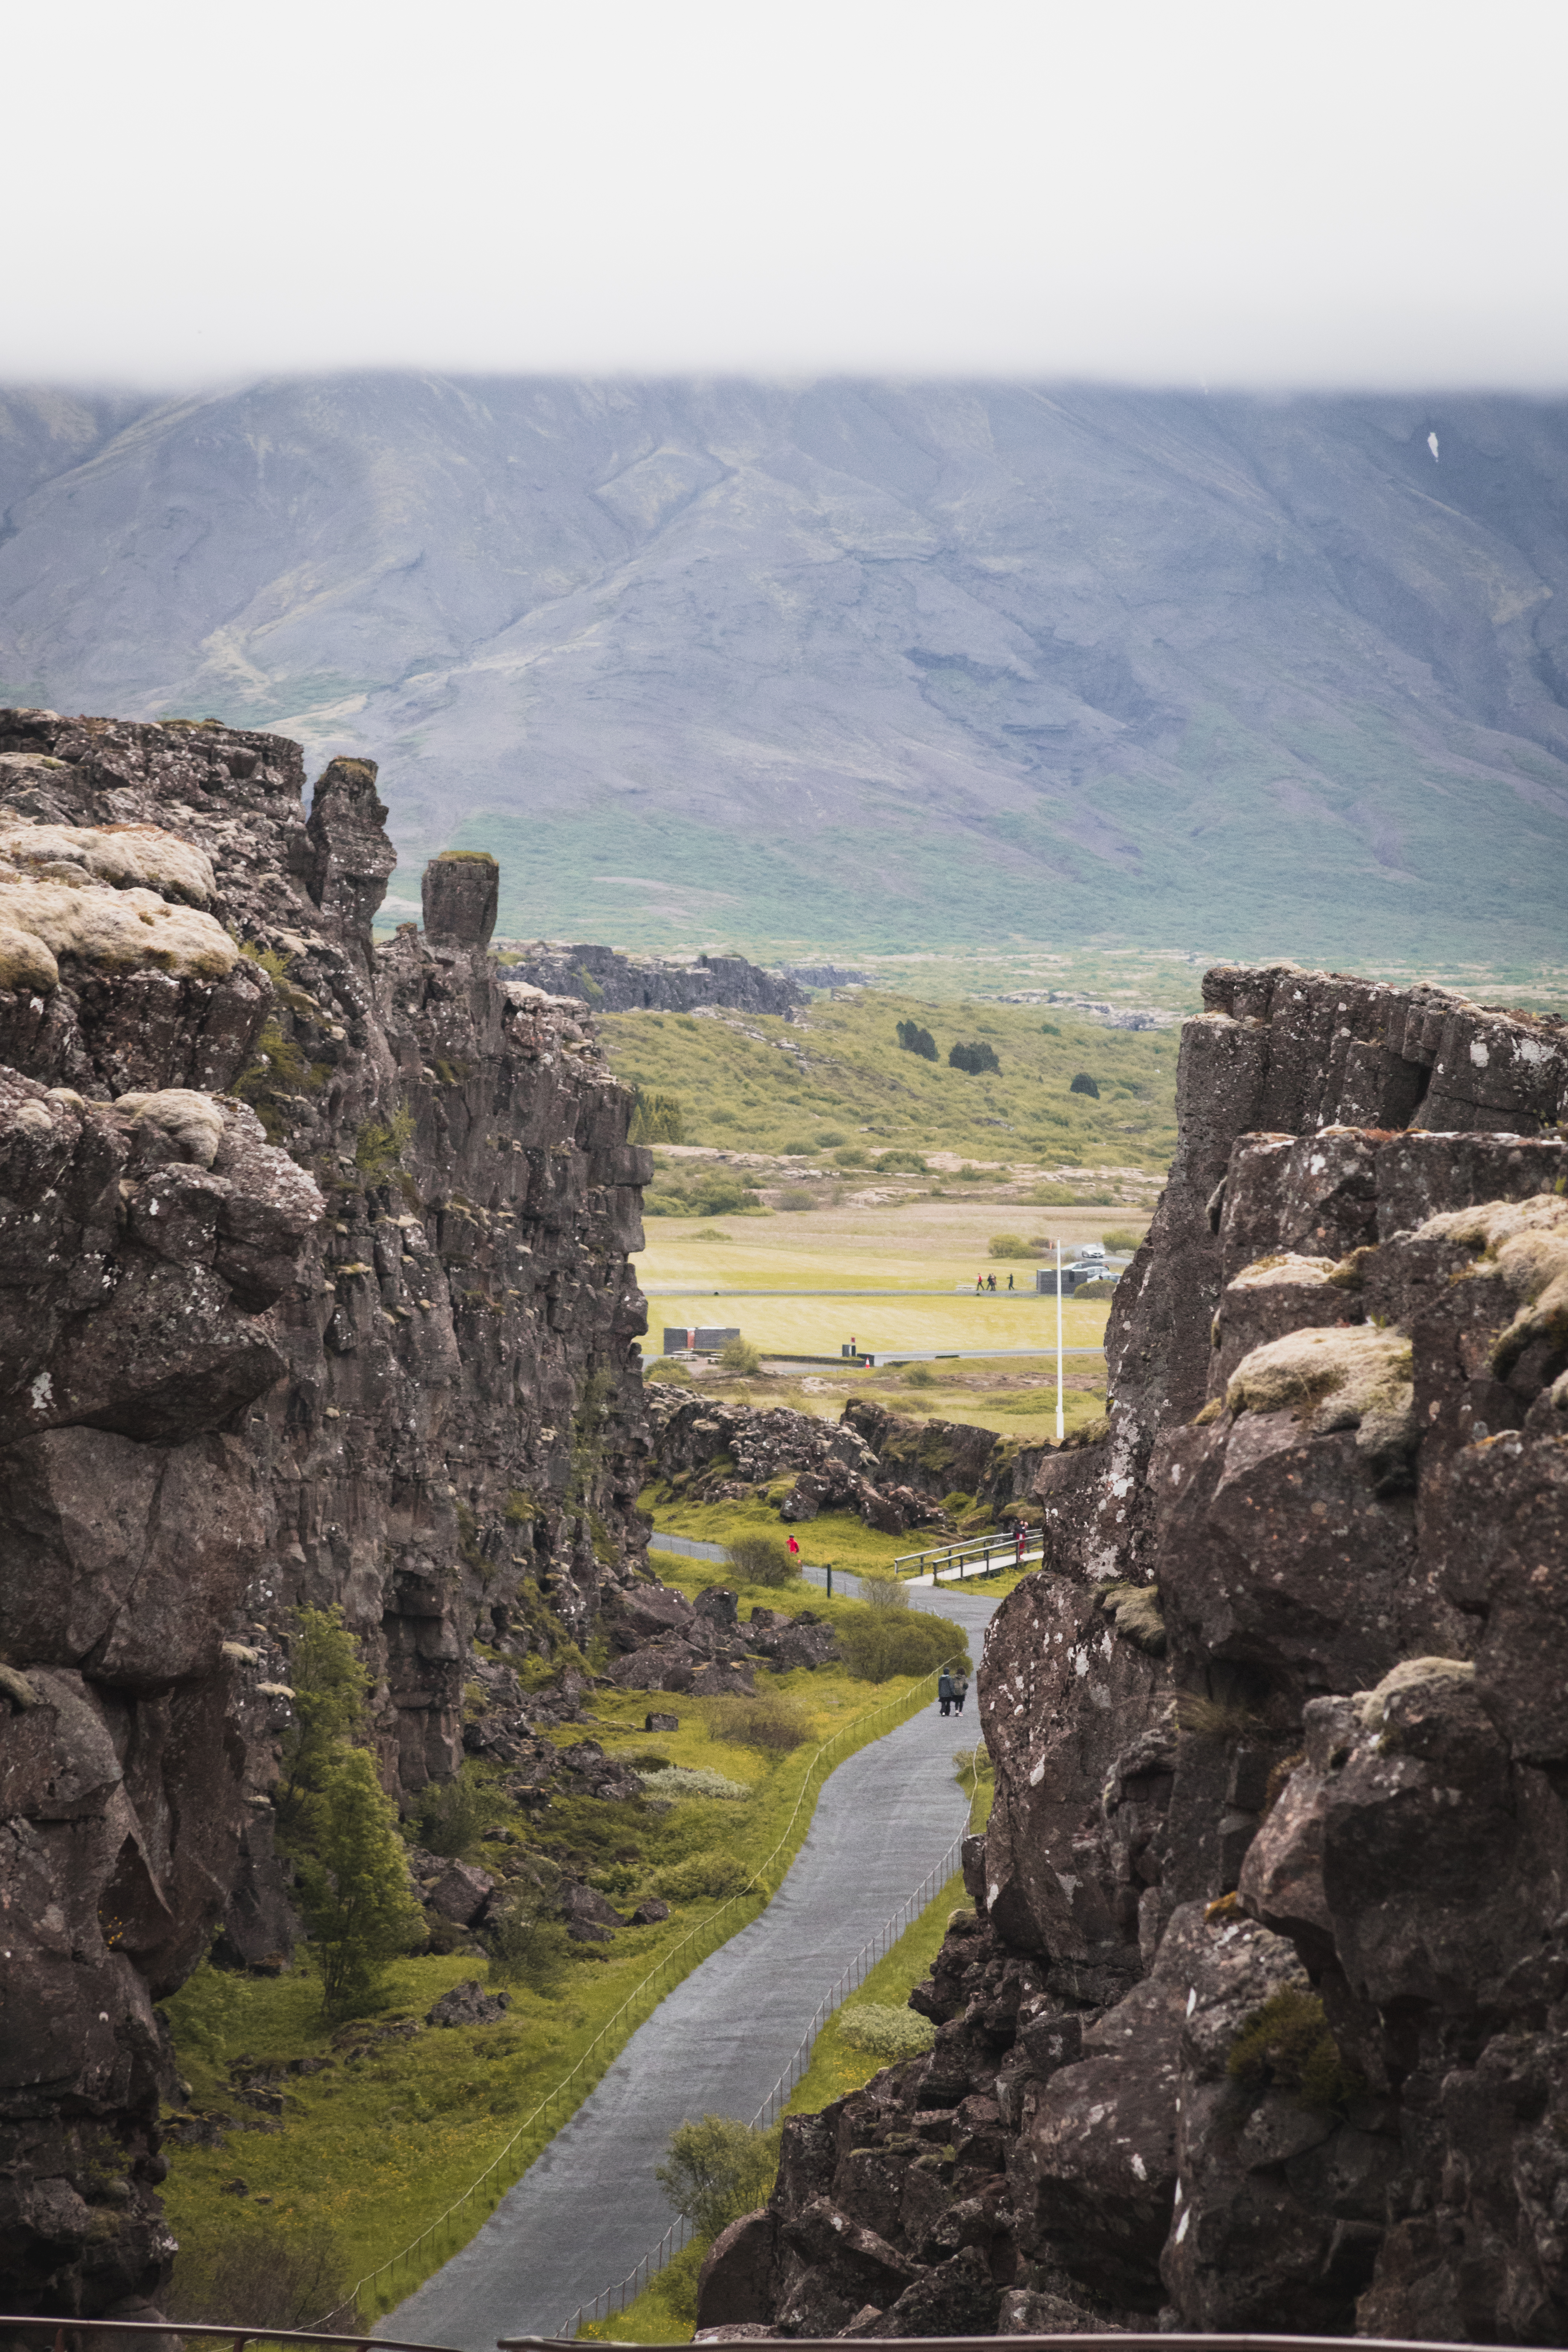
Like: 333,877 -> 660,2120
704,963 -> 1568,2343
0,712 -> 654,2321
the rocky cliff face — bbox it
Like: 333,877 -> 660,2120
700,962 -> 1568,2343
0,711 -> 654,2320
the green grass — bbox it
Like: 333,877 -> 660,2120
594,988 -> 1177,1173
162,1637 -> 961,2322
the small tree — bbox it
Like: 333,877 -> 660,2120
949,1040 -> 1001,1075
1069,1072 -> 1100,1098
718,1336 -> 763,1374
657,2115 -> 781,2243
279,1606 -> 372,1827
857,1568 -> 909,1612
896,1020 -> 938,1061
487,1899 -> 571,1995
295,1745 -> 424,2018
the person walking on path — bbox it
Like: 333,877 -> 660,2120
975,1274 -> 984,1294
952,1672 -> 969,1714
987,1272 -> 997,1292
937,1668 -> 955,1718
1014,1523 -> 1027,1566
1007,1272 -> 1014,1290
786,1532 -> 800,1560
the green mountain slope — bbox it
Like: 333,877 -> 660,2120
4,377 -> 1568,964
595,991 -> 1178,1171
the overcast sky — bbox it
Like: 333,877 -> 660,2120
8,0 -> 1566,389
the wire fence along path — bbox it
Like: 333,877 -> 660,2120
370,1659 -> 969,2342
384,1593 -> 998,2352
562,1832 -> 968,2336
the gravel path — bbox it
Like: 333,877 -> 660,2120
387,1574 -> 997,2349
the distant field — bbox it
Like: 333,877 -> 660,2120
596,986 -> 1178,1173
639,1200 -> 1112,1391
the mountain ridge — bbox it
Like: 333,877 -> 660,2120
2,374 -> 1566,962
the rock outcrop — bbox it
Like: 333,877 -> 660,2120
497,939 -> 802,1019
645,1387 -> 1041,1536
0,710 -> 658,2320
719,962 -> 1568,2343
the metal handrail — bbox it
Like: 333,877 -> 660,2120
0,2323 -> 460,2352
504,2336 -> 1536,2352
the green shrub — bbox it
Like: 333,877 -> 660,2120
874,1149 -> 929,1173
487,1902 -> 571,1995
1227,1988 -> 1364,2111
1069,1072 -> 1100,1098
833,1146 -> 868,1168
1103,1228 -> 1145,1253
354,1104 -> 415,1181
162,1955 -> 250,2063
776,1187 -> 816,1211
856,1568 -> 909,1612
838,1608 -> 964,1684
905,1364 -> 936,1387
896,1020 -> 939,1061
726,1532 -> 799,1585
988,1233 -> 1035,1259
708,1695 -> 810,1752
660,1849 -> 752,1900
639,1766 -> 752,1802
836,2002 -> 938,2061
718,1336 -> 763,1374
166,2214 -> 355,2331
657,2115 -> 781,2242
949,1040 -> 1001,1075
815,1130 -> 847,1146
415,1775 -> 488,1857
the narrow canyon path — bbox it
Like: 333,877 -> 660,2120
387,1565 -> 998,2350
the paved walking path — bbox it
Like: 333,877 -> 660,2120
386,1574 -> 997,2349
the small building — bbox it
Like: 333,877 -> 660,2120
660,1326 -> 741,1355
1035,1258 -> 1112,1297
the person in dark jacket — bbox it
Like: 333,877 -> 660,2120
952,1673 -> 969,1713
937,1668 -> 955,1717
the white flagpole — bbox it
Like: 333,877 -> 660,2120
1055,1238 -> 1065,1442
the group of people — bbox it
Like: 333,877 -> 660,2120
972,1272 -> 1015,1291
936,1666 -> 970,1717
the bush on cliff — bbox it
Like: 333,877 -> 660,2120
836,2001 -> 937,2061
